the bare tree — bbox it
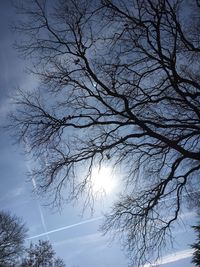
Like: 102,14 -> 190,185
10,0 -> 200,265
20,240 -> 66,267
0,211 -> 27,266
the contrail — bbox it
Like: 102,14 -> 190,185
30,171 -> 49,240
24,139 -> 49,239
26,189 -> 200,240
160,189 -> 200,203
143,249 -> 193,266
27,216 -> 103,240
31,176 -> 48,233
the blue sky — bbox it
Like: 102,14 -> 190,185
0,1 -> 197,267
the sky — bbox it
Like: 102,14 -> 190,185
0,1 -> 197,267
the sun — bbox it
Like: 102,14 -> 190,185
91,166 -> 116,195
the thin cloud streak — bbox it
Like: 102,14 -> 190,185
159,189 -> 200,203
53,232 -> 106,248
27,216 -> 103,240
24,141 -> 50,240
143,249 -> 193,267
30,176 -> 48,235
26,190 -> 199,240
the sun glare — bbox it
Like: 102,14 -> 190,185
91,166 -> 116,195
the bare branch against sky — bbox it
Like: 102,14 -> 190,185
8,0 -> 200,266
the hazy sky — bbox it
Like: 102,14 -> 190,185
0,1 -> 197,267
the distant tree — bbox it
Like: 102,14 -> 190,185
191,225 -> 200,266
54,258 -> 67,267
0,210 -> 27,266
10,0 -> 200,266
20,240 -> 66,267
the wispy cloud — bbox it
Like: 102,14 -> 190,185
54,232 -> 110,263
0,74 -> 39,121
27,216 -> 103,240
143,249 -> 193,267
0,98 -> 12,118
54,232 -> 106,247
0,186 -> 25,202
